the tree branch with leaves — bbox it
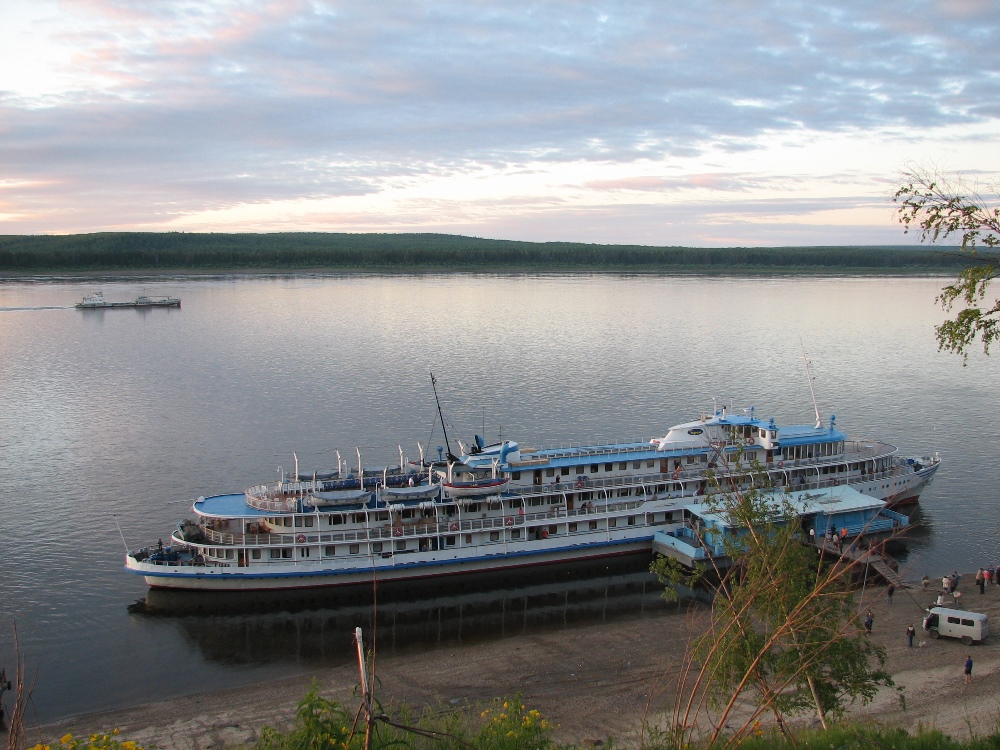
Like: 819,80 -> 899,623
893,165 -> 1000,361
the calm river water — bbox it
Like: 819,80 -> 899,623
0,274 -> 996,724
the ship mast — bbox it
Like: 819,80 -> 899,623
430,373 -> 459,462
800,339 -> 822,428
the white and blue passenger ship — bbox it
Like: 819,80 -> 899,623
125,406 -> 939,590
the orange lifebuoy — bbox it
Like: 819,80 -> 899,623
295,533 -> 306,543
393,527 -> 403,537
449,522 -> 459,532
504,516 -> 514,526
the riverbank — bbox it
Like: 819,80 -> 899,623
0,232 -> 970,276
25,574 -> 1000,749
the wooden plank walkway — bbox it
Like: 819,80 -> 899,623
813,539 -> 906,588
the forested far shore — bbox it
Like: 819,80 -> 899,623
0,232 -> 973,272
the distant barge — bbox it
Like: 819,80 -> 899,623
76,291 -> 181,309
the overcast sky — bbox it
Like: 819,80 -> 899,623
1,0 -> 997,245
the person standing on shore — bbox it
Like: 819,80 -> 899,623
887,584 -> 896,604
864,611 -> 874,634
965,655 -> 973,684
907,624 -> 915,647
943,575 -> 951,594
977,569 -> 986,594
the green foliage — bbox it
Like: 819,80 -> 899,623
28,731 -> 144,750
893,166 -> 1000,360
256,684 -> 360,750
475,697 -> 555,750
0,232 -> 972,272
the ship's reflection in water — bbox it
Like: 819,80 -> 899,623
129,557 -> 700,668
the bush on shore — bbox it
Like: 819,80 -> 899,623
23,691 -> 1000,750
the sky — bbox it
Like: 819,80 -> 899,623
1,0 -> 998,245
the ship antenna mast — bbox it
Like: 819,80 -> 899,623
800,338 -> 822,428
430,373 -> 459,462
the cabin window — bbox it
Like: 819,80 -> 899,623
546,468 -> 555,477
628,516 -> 636,526
948,616 -> 961,624
687,455 -> 697,464
759,428 -> 766,438
609,518 -> 617,528
281,548 -> 292,559
324,546 -> 336,556
591,464 -> 599,473
395,541 -> 406,551
468,502 -> 481,512
465,534 -> 472,544
328,515 -> 343,525
605,463 -> 613,471
490,531 -> 500,541
575,465 -> 585,474
962,619 -> 975,627
548,525 -> 557,535
445,536 -> 456,546
225,549 -> 234,559
349,544 -> 360,554
509,498 -> 523,508
632,461 -> 640,469
372,542 -> 383,553
529,497 -> 545,506
304,517 -> 314,527
589,521 -> 598,530
646,460 -> 654,468
251,550 -> 261,560
270,549 -> 281,559
561,467 -> 570,476
533,470 -> 542,484
511,529 -> 521,539
619,462 -> 627,470
512,471 -> 521,480
402,509 -> 415,519
568,523 -> 577,532
299,547 -> 310,557
374,512 -> 389,522
293,517 -> 303,528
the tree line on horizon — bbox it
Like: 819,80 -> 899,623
0,232 -> 973,272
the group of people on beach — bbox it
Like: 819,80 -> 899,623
916,570 -> 988,684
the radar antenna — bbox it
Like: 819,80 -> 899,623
800,339 -> 822,428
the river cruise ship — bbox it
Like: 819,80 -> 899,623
125,407 -> 939,591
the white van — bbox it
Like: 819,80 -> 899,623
922,607 -> 989,645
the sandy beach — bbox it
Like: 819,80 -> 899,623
25,574 -> 1000,749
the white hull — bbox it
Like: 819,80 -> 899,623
128,533 -> 653,591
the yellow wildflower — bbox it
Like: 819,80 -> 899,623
480,709 -> 491,717
122,740 -> 138,750
60,735 -> 74,745
112,730 -> 119,737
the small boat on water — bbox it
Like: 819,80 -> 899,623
76,291 -> 181,309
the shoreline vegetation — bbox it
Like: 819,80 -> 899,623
0,232 -> 972,274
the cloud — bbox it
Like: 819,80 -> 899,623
0,0 -> 997,239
